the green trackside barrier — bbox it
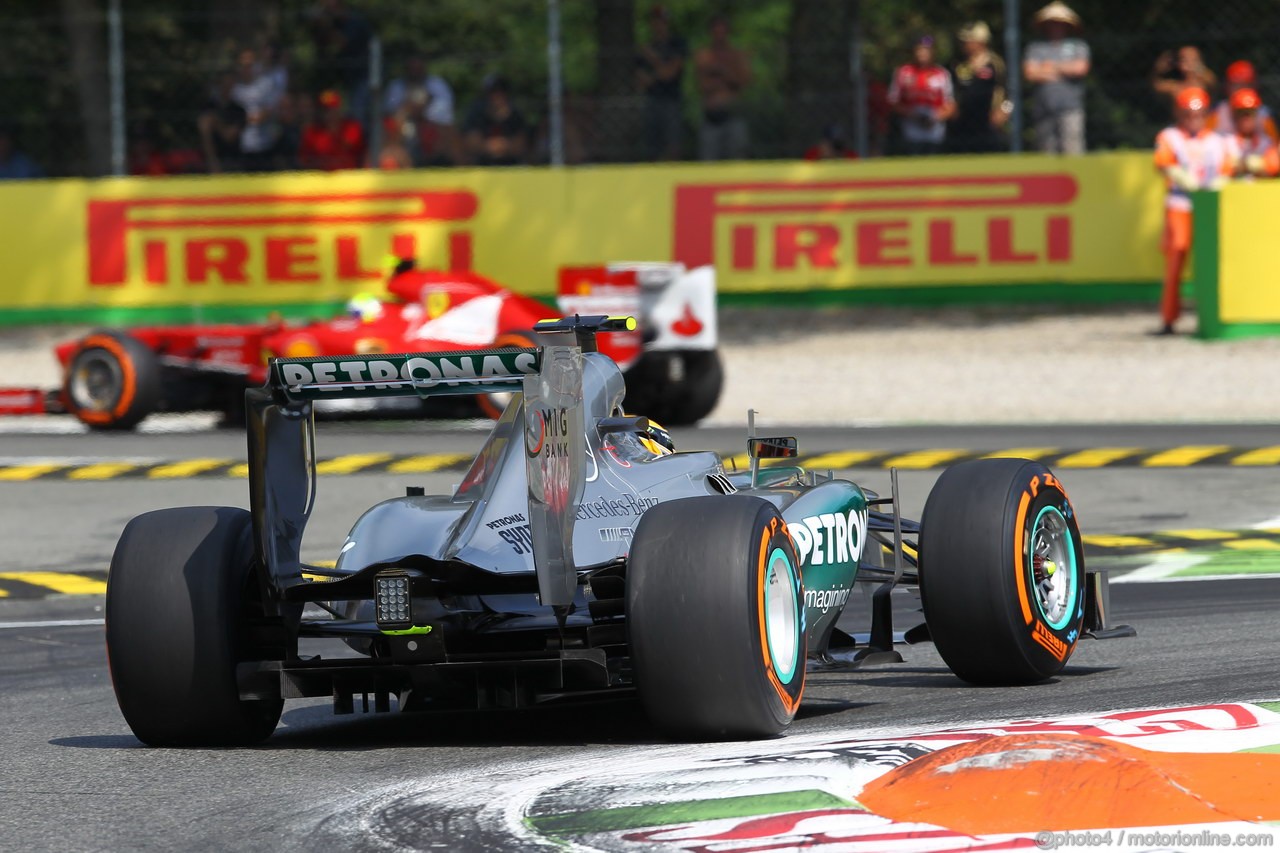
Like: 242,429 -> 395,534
1193,185 -> 1280,340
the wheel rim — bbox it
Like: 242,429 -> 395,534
1030,506 -> 1076,630
763,547 -> 799,684
70,352 -> 122,411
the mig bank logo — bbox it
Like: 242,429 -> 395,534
672,174 -> 1079,281
86,189 -> 479,287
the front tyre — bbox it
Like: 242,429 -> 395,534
106,506 -> 283,746
920,458 -> 1086,685
628,496 -> 805,739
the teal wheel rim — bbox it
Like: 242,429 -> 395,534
1030,505 -> 1077,630
764,546 -> 800,684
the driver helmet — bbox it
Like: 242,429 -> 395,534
346,292 -> 384,323
637,419 -> 675,456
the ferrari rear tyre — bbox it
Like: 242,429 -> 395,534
106,506 -> 283,746
920,458 -> 1086,685
625,350 -> 724,426
476,330 -> 540,419
628,496 -> 805,739
64,331 -> 161,430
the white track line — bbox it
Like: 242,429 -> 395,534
1117,572 -> 1280,584
0,619 -> 104,629
1111,552 -> 1211,584
0,413 -> 221,435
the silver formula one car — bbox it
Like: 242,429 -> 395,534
105,316 -> 1133,746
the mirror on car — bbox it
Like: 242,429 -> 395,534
748,436 -> 799,459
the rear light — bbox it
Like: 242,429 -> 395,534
374,571 -> 413,630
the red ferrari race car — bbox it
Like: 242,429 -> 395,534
2,261 -> 722,429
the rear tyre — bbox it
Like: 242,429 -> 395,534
628,495 -> 805,739
63,331 -> 161,430
920,458 -> 1086,685
625,350 -> 724,426
106,506 -> 283,746
476,330 -> 540,419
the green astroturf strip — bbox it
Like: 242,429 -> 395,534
1171,549 -> 1280,577
527,789 -> 858,836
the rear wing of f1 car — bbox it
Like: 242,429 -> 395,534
265,348 -> 541,404
246,318 -> 627,623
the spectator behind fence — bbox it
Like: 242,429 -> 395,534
262,41 -> 290,96
949,21 -> 1009,153
866,78 -> 891,157
1023,2 -> 1090,155
636,5 -> 688,161
128,120 -> 202,176
384,52 -> 458,165
1151,45 -> 1216,105
694,14 -> 751,161
803,124 -> 857,160
1152,86 -> 1234,336
0,126 -> 43,180
888,35 -> 956,156
273,91 -> 305,170
299,89 -> 366,170
1208,61 -> 1278,142
376,116 -> 414,169
310,0 -> 373,128
1227,88 -> 1279,180
230,47 -> 284,171
462,75 -> 528,166
198,71 -> 247,173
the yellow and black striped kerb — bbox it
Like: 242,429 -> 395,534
2,445 -> 1280,481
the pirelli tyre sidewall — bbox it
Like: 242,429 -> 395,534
106,506 -> 283,746
920,458 -> 1086,685
64,331 -> 162,430
751,509 -> 807,722
628,495 -> 805,739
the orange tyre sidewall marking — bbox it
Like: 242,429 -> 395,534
72,335 -> 136,426
756,522 -> 803,715
476,393 -> 506,420
494,332 -> 536,349
1012,489 -> 1034,625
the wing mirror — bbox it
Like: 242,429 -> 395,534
748,436 -> 798,460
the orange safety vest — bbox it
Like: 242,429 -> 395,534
1154,126 -> 1235,210
1230,131 -> 1280,178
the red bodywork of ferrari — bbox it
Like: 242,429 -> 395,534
51,270 -> 562,388
6,266 -> 680,427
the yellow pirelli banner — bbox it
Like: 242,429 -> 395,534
0,153 -> 1165,324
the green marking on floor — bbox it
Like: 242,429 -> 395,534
527,789 -> 858,837
1170,549 -> 1280,578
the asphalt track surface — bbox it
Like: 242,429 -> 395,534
2,421 -> 1279,850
